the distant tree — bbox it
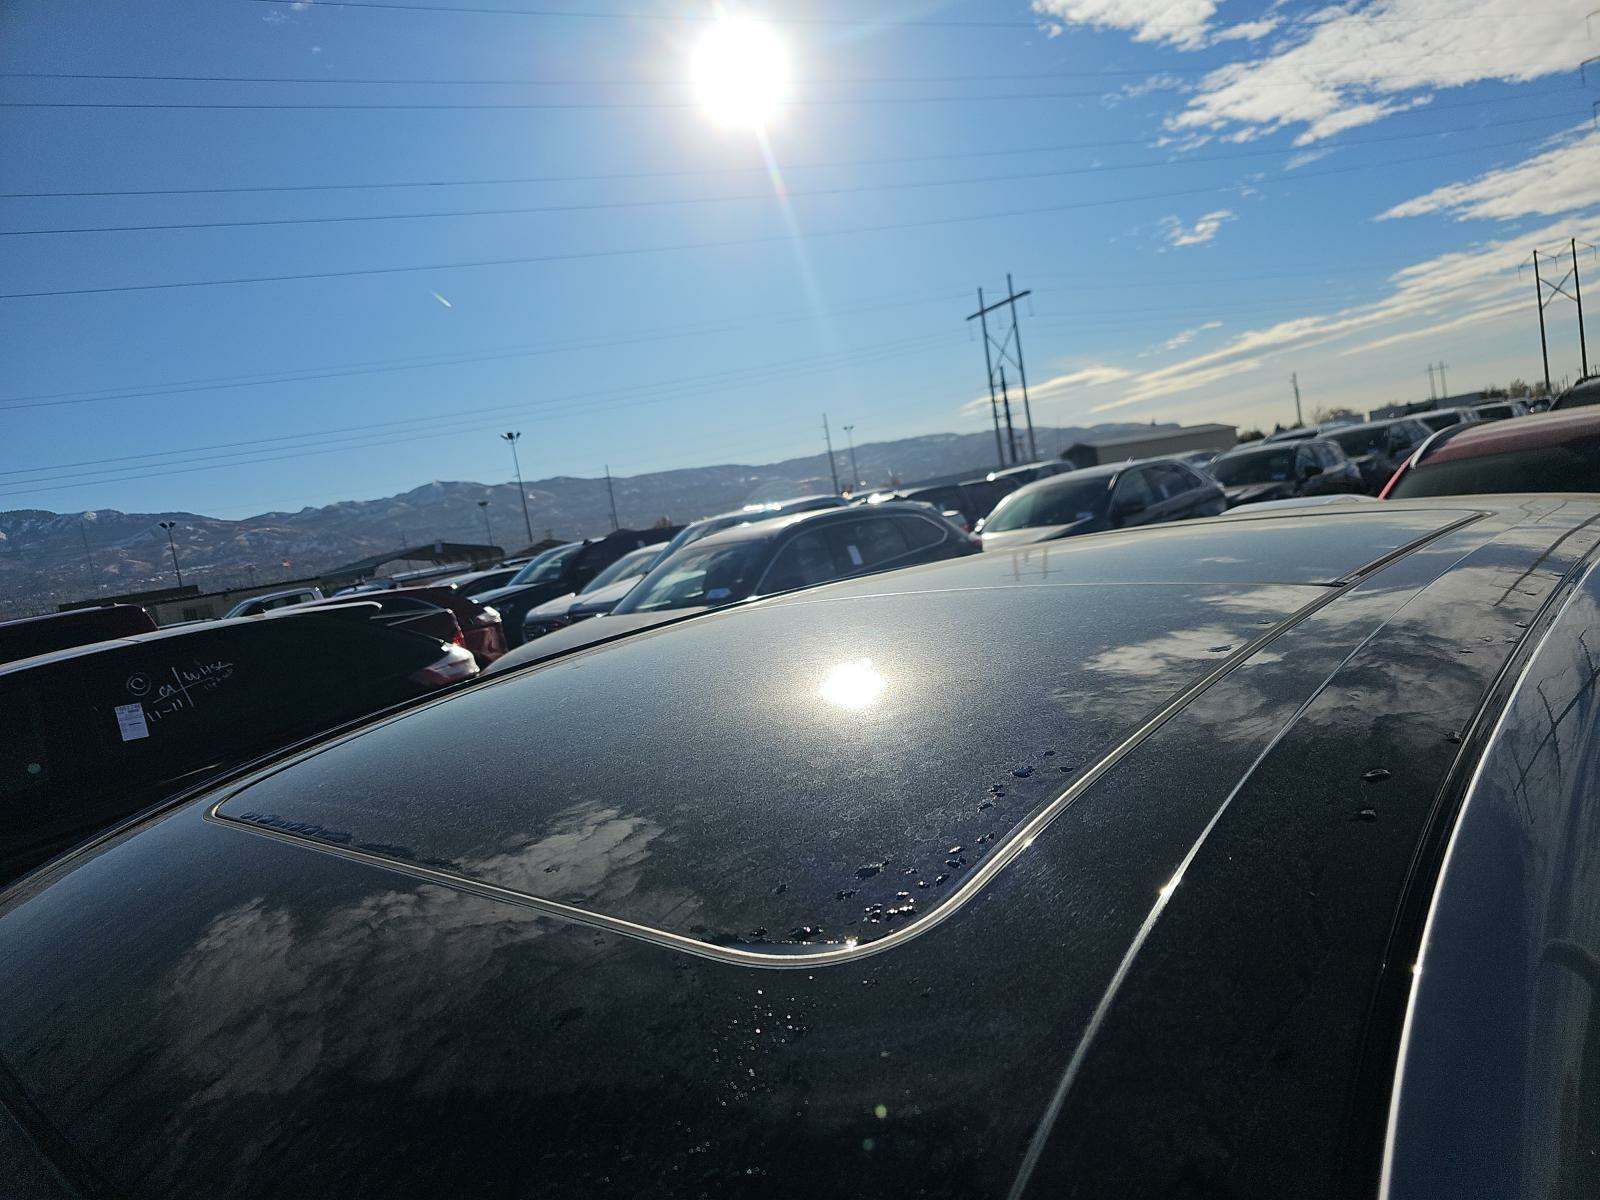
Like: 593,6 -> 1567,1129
1310,405 -> 1360,424
1479,382 -> 1508,398
1237,427 -> 1266,442
1505,378 -> 1531,398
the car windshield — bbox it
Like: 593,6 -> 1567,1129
580,545 -> 659,593
1392,440 -> 1600,498
507,544 -> 580,586
1331,426 -> 1391,456
1211,448 -> 1297,486
616,541 -> 768,613
983,476 -> 1109,532
1419,411 -> 1463,431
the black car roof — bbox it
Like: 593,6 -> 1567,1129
3,497 -> 1598,1198
687,499 -> 936,549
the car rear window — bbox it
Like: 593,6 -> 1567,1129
1392,441 -> 1600,497
984,476 -> 1110,531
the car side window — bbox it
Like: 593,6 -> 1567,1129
1295,446 -> 1318,473
828,518 -> 910,571
894,514 -> 947,550
764,529 -> 838,592
1163,464 -> 1199,496
1111,469 -> 1155,511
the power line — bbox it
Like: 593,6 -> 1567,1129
240,0 -> 1586,31
3,119 -> 1580,302
3,106 -> 1574,201
0,117 -> 1568,239
0,332 -> 966,496
0,84 -> 1575,114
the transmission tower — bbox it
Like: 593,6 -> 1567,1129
966,274 -> 1038,467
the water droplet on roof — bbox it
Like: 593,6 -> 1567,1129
856,863 -> 884,879
1362,768 -> 1392,782
1012,766 -> 1034,778
1357,808 -> 1378,822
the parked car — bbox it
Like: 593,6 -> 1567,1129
1414,406 -> 1479,434
1470,399 -> 1529,422
490,501 -> 979,672
3,496 -> 1596,1198
1381,407 -> 1600,498
386,585 -> 507,667
985,459 -> 1075,487
519,543 -> 665,643
975,458 -> 1225,550
476,529 -> 675,648
1207,437 -> 1365,508
291,592 -> 466,647
1548,373 -> 1600,410
0,604 -> 157,666
654,496 -> 848,561
859,478 -> 1015,531
1326,416 -> 1434,491
222,586 -> 324,618
439,565 -> 523,598
0,609 -> 474,885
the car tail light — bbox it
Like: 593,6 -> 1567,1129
451,630 -> 467,646
410,642 -> 479,688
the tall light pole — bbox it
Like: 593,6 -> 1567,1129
500,431 -> 535,548
156,521 -> 184,587
842,424 -> 861,492
477,498 -> 494,547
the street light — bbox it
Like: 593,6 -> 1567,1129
842,424 -> 861,492
477,498 -> 494,547
500,432 -> 535,548
156,521 -> 184,587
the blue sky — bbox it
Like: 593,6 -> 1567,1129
1,0 -> 1595,519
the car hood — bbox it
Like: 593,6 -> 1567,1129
4,500 -> 1598,1199
1222,481 -> 1293,506
568,576 -> 645,614
525,591 -> 579,620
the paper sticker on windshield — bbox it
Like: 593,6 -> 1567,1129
706,587 -> 732,600
114,702 -> 149,742
846,544 -> 863,566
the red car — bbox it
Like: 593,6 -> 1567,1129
388,585 -> 507,667
1381,407 -> 1600,498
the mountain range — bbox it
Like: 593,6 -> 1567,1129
0,423 -> 1174,616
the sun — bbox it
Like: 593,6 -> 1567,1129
691,16 -> 789,129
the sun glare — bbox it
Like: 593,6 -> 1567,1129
692,16 -> 789,129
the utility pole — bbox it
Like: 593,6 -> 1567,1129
842,424 -> 861,492
822,414 -> 842,495
972,288 -> 1005,469
1436,361 -> 1449,400
157,521 -> 183,587
603,465 -> 620,531
966,277 -> 1035,466
500,431 -> 535,548
77,515 -> 96,589
1291,372 -> 1303,426
1005,273 -> 1038,460
477,499 -> 494,547
1533,249 -> 1553,396
1575,237 -> 1590,378
1426,364 -> 1437,402
245,564 -> 257,589
998,364 -> 1020,465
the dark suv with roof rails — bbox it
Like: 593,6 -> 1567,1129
3,497 -> 1599,1199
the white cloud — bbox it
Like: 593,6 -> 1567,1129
1162,320 -> 1224,350
1169,0 -> 1592,144
1379,124 -> 1600,221
1210,19 -> 1280,43
959,364 -> 1130,416
1032,0 -> 1219,51
1060,210 -> 1600,415
1161,209 -> 1236,247
1284,147 -> 1334,170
